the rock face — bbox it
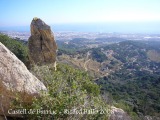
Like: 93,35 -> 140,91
109,106 -> 131,120
144,116 -> 160,120
0,42 -> 47,116
28,17 -> 57,68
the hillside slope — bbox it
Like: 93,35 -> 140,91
0,34 -> 113,120
57,40 -> 160,119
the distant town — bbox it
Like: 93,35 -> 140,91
1,31 -> 160,41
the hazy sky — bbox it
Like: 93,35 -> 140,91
0,0 -> 160,33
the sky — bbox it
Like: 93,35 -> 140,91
0,0 -> 160,33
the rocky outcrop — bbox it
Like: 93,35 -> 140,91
0,42 -> 47,116
28,17 -> 57,69
109,106 -> 131,120
144,116 -> 160,120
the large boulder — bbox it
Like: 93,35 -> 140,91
28,17 -> 57,68
109,106 -> 131,120
0,42 -> 47,116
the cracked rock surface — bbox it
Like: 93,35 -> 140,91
28,18 -> 57,65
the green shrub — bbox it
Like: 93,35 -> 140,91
13,63 -> 110,119
0,34 -> 30,67
91,49 -> 107,63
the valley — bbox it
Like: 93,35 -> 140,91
57,37 -> 160,119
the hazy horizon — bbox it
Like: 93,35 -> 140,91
0,21 -> 160,34
0,0 -> 160,33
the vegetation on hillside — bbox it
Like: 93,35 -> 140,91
0,34 -> 110,119
1,33 -> 160,119
0,34 -> 30,67
57,39 -> 160,119
13,63 -> 110,119
57,41 -> 78,55
91,48 -> 107,63
95,41 -> 160,118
